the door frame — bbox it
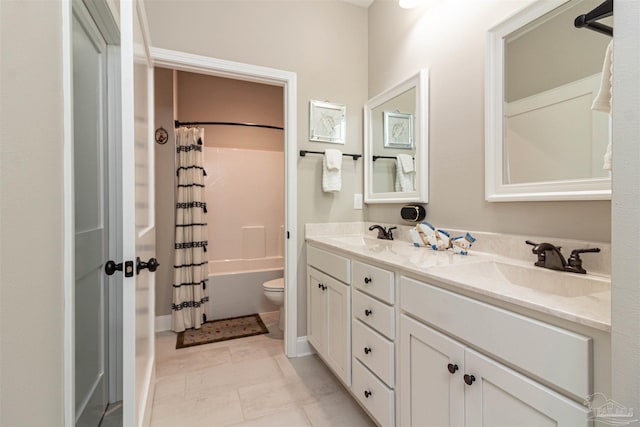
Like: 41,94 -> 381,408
151,47 -> 299,357
63,0 -> 122,425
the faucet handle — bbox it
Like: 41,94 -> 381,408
566,247 -> 601,274
570,248 -> 601,256
566,248 -> 599,274
387,227 -> 397,240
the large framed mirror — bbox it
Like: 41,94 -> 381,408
364,69 -> 429,204
486,0 -> 612,201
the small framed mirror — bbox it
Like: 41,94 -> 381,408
486,0 -> 612,201
364,69 -> 429,204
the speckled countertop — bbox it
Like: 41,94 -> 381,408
305,223 -> 611,332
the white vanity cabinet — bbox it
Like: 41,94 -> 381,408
399,276 -> 591,427
351,260 -> 396,427
307,245 -> 351,385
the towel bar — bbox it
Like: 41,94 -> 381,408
299,150 -> 361,160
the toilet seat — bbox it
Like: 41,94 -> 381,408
263,278 -> 284,291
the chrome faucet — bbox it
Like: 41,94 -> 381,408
369,225 -> 397,240
526,240 -> 600,274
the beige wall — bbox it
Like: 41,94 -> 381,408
611,0 -> 640,411
505,0 -> 610,102
366,0 -> 611,243
146,1 -> 369,334
0,1 -> 65,424
154,68 -> 177,317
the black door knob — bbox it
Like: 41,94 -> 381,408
464,374 -> 476,385
105,260 -> 122,276
136,257 -> 160,275
447,363 -> 459,374
364,309 -> 373,317
364,390 -> 372,398
364,347 -> 372,354
364,277 -> 372,284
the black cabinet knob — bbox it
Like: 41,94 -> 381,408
447,363 -> 459,374
364,309 -> 373,317
464,374 -> 476,385
364,277 -> 372,284
364,390 -> 372,398
318,283 -> 322,289
364,347 -> 372,354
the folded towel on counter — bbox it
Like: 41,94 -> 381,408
322,149 -> 343,192
395,154 -> 415,192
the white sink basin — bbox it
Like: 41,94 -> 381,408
428,260 -> 610,298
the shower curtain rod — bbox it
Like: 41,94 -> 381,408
174,120 -> 284,130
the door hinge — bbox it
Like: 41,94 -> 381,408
287,231 -> 290,239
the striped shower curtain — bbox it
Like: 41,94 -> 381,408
172,127 -> 209,332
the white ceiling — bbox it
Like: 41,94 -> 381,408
340,0 -> 375,8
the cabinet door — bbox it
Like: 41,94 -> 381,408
307,267 -> 327,355
326,278 -> 351,385
464,349 -> 590,427
399,315 -> 465,427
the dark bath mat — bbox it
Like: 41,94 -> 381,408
176,313 -> 269,349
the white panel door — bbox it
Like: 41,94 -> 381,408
120,1 -> 155,425
399,315 -> 465,427
464,348 -> 590,427
72,3 -> 109,425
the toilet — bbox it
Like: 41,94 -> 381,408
263,278 -> 285,330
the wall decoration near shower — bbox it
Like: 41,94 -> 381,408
172,127 -> 210,333
309,100 -> 346,144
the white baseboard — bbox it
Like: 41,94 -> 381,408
296,336 -> 315,357
155,315 -> 171,332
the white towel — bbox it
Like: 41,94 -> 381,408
592,41 -> 613,170
398,153 -> 414,173
395,154 -> 415,192
592,41 -> 613,113
322,149 -> 342,192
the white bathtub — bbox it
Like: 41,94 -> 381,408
206,257 -> 284,321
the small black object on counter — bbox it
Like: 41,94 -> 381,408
401,205 -> 426,223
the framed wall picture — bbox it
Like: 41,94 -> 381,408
384,111 -> 414,149
309,100 -> 346,144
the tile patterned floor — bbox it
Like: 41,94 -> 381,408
151,311 -> 376,427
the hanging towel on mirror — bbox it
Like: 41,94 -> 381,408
592,40 -> 613,170
323,149 -> 342,192
395,154 -> 415,192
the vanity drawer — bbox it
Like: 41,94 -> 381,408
353,260 -> 394,304
352,358 -> 395,427
400,276 -> 591,398
353,290 -> 395,339
352,319 -> 394,387
307,245 -> 350,284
